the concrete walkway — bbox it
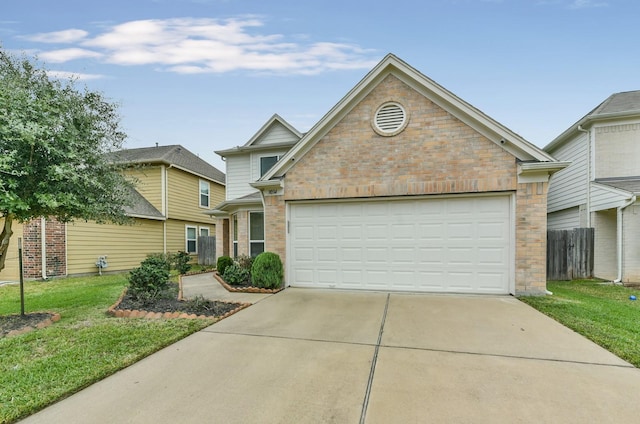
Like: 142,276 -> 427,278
20,289 -> 640,424
180,272 -> 272,304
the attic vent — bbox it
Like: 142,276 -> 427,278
373,102 -> 407,136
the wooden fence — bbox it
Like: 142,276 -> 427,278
546,228 -> 594,281
197,236 -> 216,266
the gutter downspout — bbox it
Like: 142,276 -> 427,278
613,194 -> 636,284
577,125 -> 591,227
41,217 -> 47,280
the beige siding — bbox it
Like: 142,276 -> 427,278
67,219 -> 164,275
126,166 -> 164,214
225,155 -> 254,200
253,122 -> 300,146
211,179 -> 225,209
165,219 -> 210,257
0,220 -> 24,281
594,121 -> 640,179
166,167 -> 219,225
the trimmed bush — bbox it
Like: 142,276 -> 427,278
216,256 -> 233,276
171,251 -> 192,275
128,256 -> 171,301
222,263 -> 250,285
251,252 -> 283,289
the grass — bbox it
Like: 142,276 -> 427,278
0,274 -> 212,424
520,280 -> 640,367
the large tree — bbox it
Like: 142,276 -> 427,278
0,48 -> 135,272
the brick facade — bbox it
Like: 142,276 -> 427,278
22,218 -> 66,279
262,74 -> 549,295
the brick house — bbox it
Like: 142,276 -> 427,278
212,54 -> 567,295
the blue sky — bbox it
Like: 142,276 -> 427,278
2,0 -> 639,170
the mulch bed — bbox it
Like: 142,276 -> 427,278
0,312 -> 61,338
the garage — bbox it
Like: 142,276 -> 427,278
287,195 -> 513,294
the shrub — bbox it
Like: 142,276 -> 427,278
171,251 -> 192,275
128,256 -> 171,301
216,256 -> 233,276
236,255 -> 254,272
145,252 -> 171,271
222,263 -> 250,285
251,252 -> 283,289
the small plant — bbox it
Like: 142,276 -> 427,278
171,251 -> 192,275
128,256 -> 171,302
251,252 -> 283,289
236,254 -> 254,272
222,263 -> 250,285
216,256 -> 233,276
184,295 -> 213,314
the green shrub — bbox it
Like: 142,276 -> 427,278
128,256 -> 171,301
222,263 -> 250,285
236,254 -> 254,272
145,252 -> 171,271
216,256 -> 233,276
171,251 -> 192,275
251,252 -> 283,289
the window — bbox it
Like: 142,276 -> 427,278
199,227 -> 210,237
186,226 -> 197,254
260,156 -> 279,177
249,212 -> 265,257
199,180 -> 210,208
232,214 -> 238,258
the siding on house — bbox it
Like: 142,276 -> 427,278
66,219 -> 164,275
547,133 -> 588,213
590,182 -> 631,212
165,219 -> 210,254
0,220 -> 24,281
253,123 -> 300,146
547,206 -> 580,230
166,167 -> 223,222
126,166 -> 164,214
594,121 -> 640,179
224,155 -> 253,201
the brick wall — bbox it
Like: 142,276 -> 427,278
261,73 -> 549,294
22,218 -> 66,279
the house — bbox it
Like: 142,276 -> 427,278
211,54 -> 567,295
0,144 -> 225,281
544,91 -> 640,283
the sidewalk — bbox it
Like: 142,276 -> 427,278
180,272 -> 273,304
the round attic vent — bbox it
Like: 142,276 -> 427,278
373,102 -> 408,136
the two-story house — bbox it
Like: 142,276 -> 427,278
0,144 -> 225,281
211,54 -> 566,295
545,91 -> 640,283
210,115 -> 302,259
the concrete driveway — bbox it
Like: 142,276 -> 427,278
20,289 -> 640,423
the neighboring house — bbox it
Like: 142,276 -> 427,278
211,54 -> 566,295
544,91 -> 640,283
0,144 -> 225,281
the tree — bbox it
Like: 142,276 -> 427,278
0,48 -> 135,272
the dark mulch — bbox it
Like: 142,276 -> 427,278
115,288 -> 242,317
0,312 -> 53,337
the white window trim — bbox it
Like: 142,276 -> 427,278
249,211 -> 265,257
185,225 -> 198,254
257,154 -> 280,178
199,179 -> 210,208
199,226 -> 210,237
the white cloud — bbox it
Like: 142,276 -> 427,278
38,48 -> 103,63
46,70 -> 105,81
25,29 -> 89,43
24,17 -> 377,75
568,0 -> 608,9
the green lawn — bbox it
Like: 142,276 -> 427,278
520,280 -> 640,367
0,274 -> 212,424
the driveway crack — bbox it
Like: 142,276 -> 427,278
360,293 -> 390,424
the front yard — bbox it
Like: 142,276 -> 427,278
0,274 -> 212,424
520,280 -> 640,367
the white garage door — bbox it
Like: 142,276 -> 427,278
288,195 -> 512,294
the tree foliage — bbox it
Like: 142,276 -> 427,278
0,48 -> 135,271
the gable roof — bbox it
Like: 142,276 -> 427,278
545,90 -> 640,152
262,53 -> 556,182
215,114 -> 302,157
124,186 -> 165,220
111,145 -> 225,185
